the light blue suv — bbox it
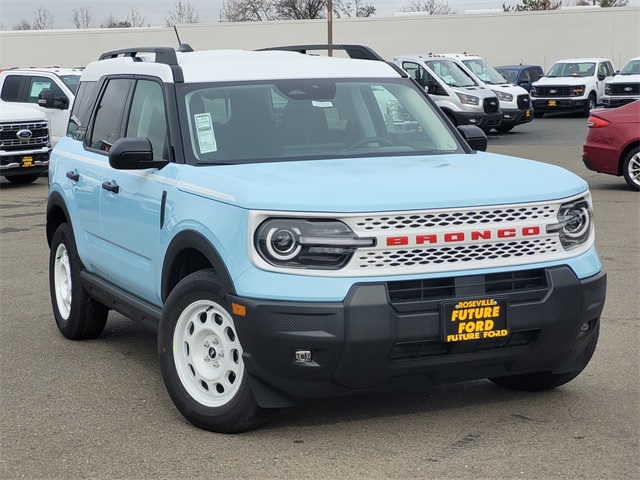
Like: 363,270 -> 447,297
47,44 -> 606,433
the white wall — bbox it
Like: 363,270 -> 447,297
1,7 -> 639,71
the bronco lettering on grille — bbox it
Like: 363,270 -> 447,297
385,226 -> 541,246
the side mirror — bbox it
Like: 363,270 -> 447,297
108,137 -> 167,170
597,73 -> 606,81
38,89 -> 55,108
457,125 -> 487,152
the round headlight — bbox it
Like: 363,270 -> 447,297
266,227 -> 301,260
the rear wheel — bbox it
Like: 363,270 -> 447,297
489,323 -> 599,391
49,223 -> 109,340
622,147 -> 640,191
6,173 -> 41,184
158,269 -> 271,433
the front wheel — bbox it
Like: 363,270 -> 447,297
622,147 -> 640,191
49,223 -> 109,340
158,269 -> 270,433
583,93 -> 596,118
489,323 -> 599,391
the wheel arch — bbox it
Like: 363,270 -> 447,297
618,140 -> 640,176
46,191 -> 72,248
161,231 -> 236,303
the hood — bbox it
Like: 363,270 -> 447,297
0,102 -> 48,122
490,84 -> 529,95
175,153 -> 587,212
608,74 -> 640,84
533,76 -> 591,87
451,86 -> 495,98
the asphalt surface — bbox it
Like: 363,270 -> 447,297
1,114 -> 638,479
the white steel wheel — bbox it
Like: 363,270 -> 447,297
53,242 -> 72,320
173,299 -> 245,407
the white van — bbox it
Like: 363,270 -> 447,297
438,53 -> 533,133
394,54 -> 502,133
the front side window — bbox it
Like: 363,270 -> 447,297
126,80 -> 168,160
58,74 -> 81,94
88,78 -> 131,153
179,78 -> 462,165
26,76 -> 66,104
425,60 -> 476,87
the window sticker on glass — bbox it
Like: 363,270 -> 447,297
194,113 -> 217,154
312,101 -> 333,108
30,81 -> 52,97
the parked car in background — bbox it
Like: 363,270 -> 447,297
394,54 -> 502,133
531,58 -> 615,117
0,67 -> 81,146
582,100 -> 640,191
495,64 -> 544,93
602,57 -> 640,108
439,53 -> 533,133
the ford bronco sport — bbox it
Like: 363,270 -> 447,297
46,44 -> 606,433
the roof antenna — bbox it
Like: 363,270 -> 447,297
174,25 -> 194,53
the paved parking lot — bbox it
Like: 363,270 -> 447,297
1,115 -> 638,479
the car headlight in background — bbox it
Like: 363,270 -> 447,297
604,84 -> 612,95
491,90 -> 513,102
255,218 -> 375,269
455,92 -> 480,105
530,86 -> 538,97
572,85 -> 586,96
547,197 -> 593,250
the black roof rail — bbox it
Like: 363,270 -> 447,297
98,46 -> 185,83
259,44 -> 385,61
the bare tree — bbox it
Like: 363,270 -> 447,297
599,0 -> 628,6
128,8 -> 147,27
401,0 -> 457,14
166,1 -> 200,26
220,0 -> 277,21
334,0 -> 376,17
101,14 -> 132,28
276,0 -> 328,20
71,7 -> 94,29
503,1 -> 562,11
32,7 -> 54,29
13,20 -> 32,30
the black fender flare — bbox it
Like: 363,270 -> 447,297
161,230 -> 236,302
46,190 -> 73,247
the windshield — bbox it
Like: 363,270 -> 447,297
178,78 -> 463,165
461,59 -> 507,85
424,60 -> 476,87
546,62 -> 595,78
495,68 -> 519,84
620,59 -> 640,75
58,74 -> 81,94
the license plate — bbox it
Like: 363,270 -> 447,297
525,109 -> 532,118
547,100 -> 557,107
441,297 -> 508,343
21,156 -> 34,167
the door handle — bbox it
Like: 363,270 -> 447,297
101,180 -> 119,194
66,170 -> 79,181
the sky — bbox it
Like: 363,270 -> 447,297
1,0 -> 639,28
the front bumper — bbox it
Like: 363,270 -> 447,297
0,148 -> 50,176
230,266 -> 606,403
532,98 -> 587,113
455,111 -> 503,130
500,107 -> 534,128
602,97 -> 639,108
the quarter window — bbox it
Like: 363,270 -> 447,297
126,80 -> 168,160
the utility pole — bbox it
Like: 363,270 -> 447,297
328,0 -> 333,56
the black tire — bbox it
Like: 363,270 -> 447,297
622,147 -> 640,191
158,269 -> 271,433
583,93 -> 596,118
489,323 -> 599,391
533,111 -> 544,119
495,125 -> 514,134
49,223 -> 109,340
6,173 -> 41,184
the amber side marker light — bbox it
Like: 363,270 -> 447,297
587,116 -> 610,128
232,303 -> 247,316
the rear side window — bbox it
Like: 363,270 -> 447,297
88,78 -> 131,153
1,75 -> 23,102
